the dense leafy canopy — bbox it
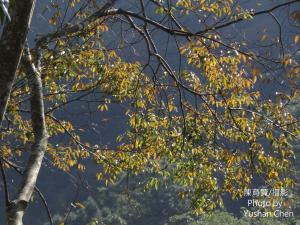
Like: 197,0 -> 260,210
1,0 -> 300,222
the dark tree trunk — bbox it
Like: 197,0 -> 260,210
0,0 -> 36,128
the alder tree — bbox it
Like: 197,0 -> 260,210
0,0 -> 300,224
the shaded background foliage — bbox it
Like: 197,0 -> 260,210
44,174 -> 300,225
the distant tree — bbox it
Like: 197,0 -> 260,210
0,1 -> 300,224
46,175 -> 299,225
47,175 -> 190,225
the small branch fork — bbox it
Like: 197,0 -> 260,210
0,156 -> 54,225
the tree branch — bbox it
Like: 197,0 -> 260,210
35,0 -> 300,48
196,0 -> 300,34
0,159 -> 9,206
6,44 -> 49,225
36,0 -> 118,48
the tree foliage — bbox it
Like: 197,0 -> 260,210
0,0 -> 300,223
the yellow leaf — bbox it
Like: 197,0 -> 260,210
74,202 -> 85,209
294,35 -> 300,44
252,67 -> 260,77
98,104 -> 108,111
261,34 -> 267,41
268,170 -> 278,179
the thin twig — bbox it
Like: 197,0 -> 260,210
0,158 -> 9,206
